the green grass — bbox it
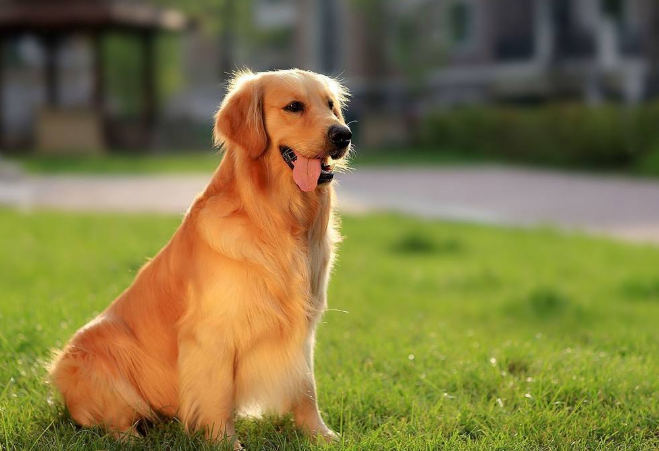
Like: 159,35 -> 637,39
350,148 -> 490,167
8,152 -> 221,175
635,148 -> 659,178
2,209 -> 659,450
11,148 -> 659,179
6,148 -> 486,175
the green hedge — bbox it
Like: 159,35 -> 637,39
419,103 -> 659,169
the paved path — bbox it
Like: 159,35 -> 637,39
2,166 -> 659,243
335,167 -> 659,243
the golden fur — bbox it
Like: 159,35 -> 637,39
49,69 -> 350,447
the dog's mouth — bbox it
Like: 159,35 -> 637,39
280,146 -> 334,192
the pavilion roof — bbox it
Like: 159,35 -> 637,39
0,0 -> 189,34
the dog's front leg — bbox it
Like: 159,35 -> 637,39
291,376 -> 338,443
178,336 -> 241,449
290,334 -> 338,443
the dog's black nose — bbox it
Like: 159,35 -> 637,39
328,125 -> 352,148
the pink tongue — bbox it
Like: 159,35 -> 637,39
292,154 -> 321,192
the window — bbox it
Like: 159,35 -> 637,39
601,0 -> 623,20
493,0 -> 535,60
449,2 -> 473,46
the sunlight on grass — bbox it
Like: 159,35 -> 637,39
1,210 -> 659,450
9,152 -> 221,175
8,147 -> 659,178
8,148 -> 482,175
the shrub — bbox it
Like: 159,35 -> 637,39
419,103 -> 659,169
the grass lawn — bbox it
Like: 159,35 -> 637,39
7,152 -> 222,175
2,209 -> 659,450
6,148 -> 488,175
10,149 -> 659,180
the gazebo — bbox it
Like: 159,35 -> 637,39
0,0 -> 189,153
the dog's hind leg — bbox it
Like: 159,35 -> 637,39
50,345 -> 150,438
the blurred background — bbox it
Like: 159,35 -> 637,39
1,0 -> 659,240
0,0 -> 657,154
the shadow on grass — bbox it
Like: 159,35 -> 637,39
390,230 -> 465,256
620,277 -> 659,303
502,286 -> 587,322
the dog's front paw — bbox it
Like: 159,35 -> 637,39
316,427 -> 339,444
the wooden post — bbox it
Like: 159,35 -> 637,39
648,2 -> 659,99
43,35 -> 60,107
0,35 -> 5,150
91,32 -> 106,147
218,0 -> 235,82
92,33 -> 105,111
141,31 -> 156,139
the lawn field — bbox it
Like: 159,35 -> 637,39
8,148 -> 659,178
8,152 -> 221,175
1,209 -> 659,450
6,148 -> 485,175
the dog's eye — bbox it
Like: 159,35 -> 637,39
284,101 -> 304,113
328,99 -> 334,110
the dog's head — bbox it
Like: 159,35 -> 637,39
214,69 -> 351,192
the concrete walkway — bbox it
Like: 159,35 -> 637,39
335,167 -> 659,244
2,166 -> 659,244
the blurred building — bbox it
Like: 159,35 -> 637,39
289,0 -> 656,103
208,0 -> 658,146
422,0 -> 654,107
0,0 -> 188,152
2,0 -> 657,151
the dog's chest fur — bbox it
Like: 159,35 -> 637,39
192,186 -> 337,342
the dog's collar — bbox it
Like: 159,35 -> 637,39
279,146 -> 334,185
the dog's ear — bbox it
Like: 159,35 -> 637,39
213,71 -> 267,158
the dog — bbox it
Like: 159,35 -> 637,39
49,69 -> 352,448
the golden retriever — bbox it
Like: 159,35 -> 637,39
49,69 -> 352,448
